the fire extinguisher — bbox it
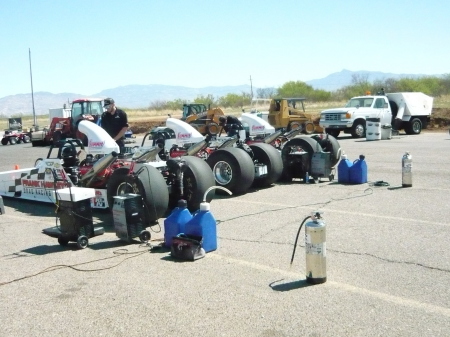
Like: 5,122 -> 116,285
402,152 -> 412,187
290,211 -> 326,284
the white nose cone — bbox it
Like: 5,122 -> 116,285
78,120 -> 120,154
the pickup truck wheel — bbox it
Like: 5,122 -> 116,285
179,156 -> 216,213
351,120 -> 366,138
249,143 -> 283,188
1,138 -> 8,145
206,147 -> 255,195
325,129 -> 340,138
405,118 -> 422,135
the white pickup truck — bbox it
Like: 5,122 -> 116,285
319,92 -> 433,138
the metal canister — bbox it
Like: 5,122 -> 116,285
305,212 -> 326,284
402,152 -> 412,187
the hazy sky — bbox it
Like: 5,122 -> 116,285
1,0 -> 448,98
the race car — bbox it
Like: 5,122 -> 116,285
0,120 -> 216,222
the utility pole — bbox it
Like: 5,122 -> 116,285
249,75 -> 253,99
29,48 -> 37,128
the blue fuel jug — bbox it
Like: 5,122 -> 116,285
184,201 -> 217,253
349,155 -> 368,184
164,199 -> 193,248
337,153 -> 353,184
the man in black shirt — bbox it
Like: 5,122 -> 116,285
219,115 -> 244,137
100,98 -> 129,153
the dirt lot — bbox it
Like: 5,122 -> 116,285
128,108 -> 450,135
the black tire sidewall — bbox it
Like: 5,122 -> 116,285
179,156 -> 216,213
249,143 -> 283,187
206,147 -> 255,195
106,167 -> 131,209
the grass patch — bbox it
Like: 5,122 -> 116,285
2,96 -> 449,131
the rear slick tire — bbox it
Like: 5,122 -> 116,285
311,134 -> 341,168
281,136 -> 323,181
206,147 -> 255,195
179,156 -> 216,213
249,143 -> 283,188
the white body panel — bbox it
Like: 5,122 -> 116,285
0,160 -> 108,208
240,112 -> 275,136
78,120 -> 120,155
386,92 -> 433,120
165,117 -> 205,145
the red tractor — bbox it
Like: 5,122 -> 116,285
31,98 -> 103,146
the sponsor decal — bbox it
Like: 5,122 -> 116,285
177,132 -> 192,140
252,125 -> 265,131
22,179 -> 69,189
89,140 -> 105,148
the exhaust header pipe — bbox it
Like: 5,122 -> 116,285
134,143 -> 163,163
263,130 -> 283,144
185,139 -> 208,156
80,151 -> 118,187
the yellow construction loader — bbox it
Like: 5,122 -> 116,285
267,98 -> 322,134
181,103 -> 225,135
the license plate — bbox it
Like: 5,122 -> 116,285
255,164 -> 267,177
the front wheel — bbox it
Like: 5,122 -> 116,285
9,137 -> 17,145
351,120 -> 366,138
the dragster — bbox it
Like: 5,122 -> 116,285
0,120 -> 216,219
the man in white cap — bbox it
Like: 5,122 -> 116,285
100,98 -> 129,152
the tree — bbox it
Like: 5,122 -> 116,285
193,94 -> 216,106
277,81 -> 314,98
256,87 -> 276,99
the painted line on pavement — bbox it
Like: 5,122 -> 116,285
210,253 -> 450,318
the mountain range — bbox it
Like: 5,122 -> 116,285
0,69 -> 432,117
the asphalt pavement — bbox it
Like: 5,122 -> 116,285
1,131 -> 450,337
